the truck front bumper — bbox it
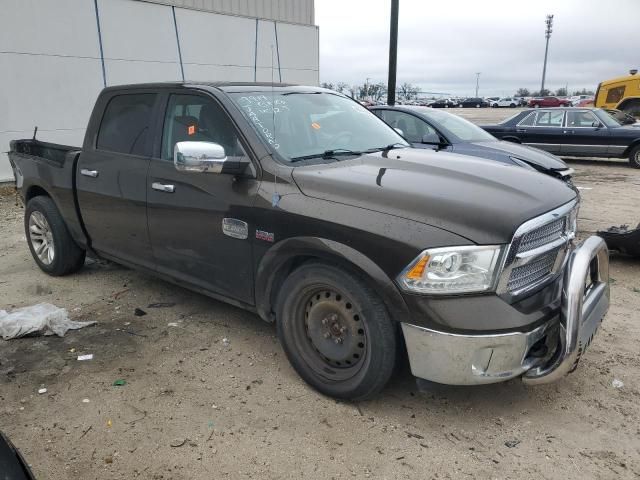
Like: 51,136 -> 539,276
401,236 -> 609,386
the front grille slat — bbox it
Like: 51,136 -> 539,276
508,249 -> 559,292
501,204 -> 577,295
518,217 -> 565,253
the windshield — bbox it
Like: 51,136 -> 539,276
594,109 -> 622,127
229,91 -> 408,162
416,108 -> 496,142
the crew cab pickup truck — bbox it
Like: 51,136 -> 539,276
9,82 -> 610,400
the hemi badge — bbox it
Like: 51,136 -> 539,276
256,230 -> 275,243
222,218 -> 248,239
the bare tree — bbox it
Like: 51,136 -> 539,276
555,87 -> 567,96
515,88 -> 530,97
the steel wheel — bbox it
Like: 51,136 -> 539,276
296,287 -> 369,382
28,211 -> 55,265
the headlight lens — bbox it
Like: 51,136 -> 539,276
397,245 -> 504,294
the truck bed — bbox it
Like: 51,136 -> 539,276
9,139 -> 89,250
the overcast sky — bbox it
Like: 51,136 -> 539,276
315,0 -> 638,97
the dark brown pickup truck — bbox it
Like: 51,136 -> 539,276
9,82 -> 610,399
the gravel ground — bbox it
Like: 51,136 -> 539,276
1,109 -> 639,479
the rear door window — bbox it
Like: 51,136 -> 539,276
96,94 -> 156,156
534,111 -> 564,127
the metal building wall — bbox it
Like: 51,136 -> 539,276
0,0 -> 318,181
142,0 -> 315,25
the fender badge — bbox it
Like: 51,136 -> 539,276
222,218 -> 248,239
256,230 -> 275,243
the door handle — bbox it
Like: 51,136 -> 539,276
152,182 -> 175,193
562,130 -> 574,134
516,129 -> 527,133
80,169 -> 99,178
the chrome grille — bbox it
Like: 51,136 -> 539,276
498,201 -> 578,296
518,217 -> 565,253
508,249 -> 559,292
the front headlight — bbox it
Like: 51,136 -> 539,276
397,245 -> 504,294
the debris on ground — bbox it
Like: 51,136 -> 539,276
170,438 -> 187,448
134,308 -> 147,317
597,223 -> 640,256
612,379 -> 624,389
222,337 -> 230,347
77,354 -> 93,361
504,439 -> 521,448
0,303 -> 96,340
112,379 -> 127,387
38,387 -> 47,394
147,302 -> 176,308
167,322 -> 179,327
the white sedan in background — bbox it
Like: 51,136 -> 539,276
491,97 -> 518,108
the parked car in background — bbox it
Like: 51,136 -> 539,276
370,105 -> 573,182
528,96 -> 571,108
459,97 -> 489,108
429,98 -> 459,108
491,97 -> 518,108
574,97 -> 594,107
570,95 -> 592,106
604,108 -> 639,126
482,107 -> 640,167
8,82 -> 609,398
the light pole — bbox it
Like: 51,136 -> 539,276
540,14 -> 553,96
365,77 -> 371,101
387,0 -> 399,105
475,72 -> 481,97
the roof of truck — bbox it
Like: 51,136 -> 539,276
102,81 -> 302,91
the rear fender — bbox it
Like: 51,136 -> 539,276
255,237 -> 410,324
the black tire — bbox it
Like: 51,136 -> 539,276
25,196 -> 85,276
509,103 -> 516,108
629,144 -> 640,169
276,262 -> 397,400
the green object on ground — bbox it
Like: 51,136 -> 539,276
112,379 -> 127,386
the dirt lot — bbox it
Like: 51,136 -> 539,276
1,109 -> 639,479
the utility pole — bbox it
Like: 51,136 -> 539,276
540,14 -> 553,96
387,0 -> 399,106
365,77 -> 371,101
475,72 -> 481,97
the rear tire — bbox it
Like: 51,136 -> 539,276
25,196 -> 85,276
276,262 -> 397,400
629,145 -> 640,169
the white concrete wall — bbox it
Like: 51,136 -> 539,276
0,0 -> 319,181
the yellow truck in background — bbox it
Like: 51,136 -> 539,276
595,69 -> 640,116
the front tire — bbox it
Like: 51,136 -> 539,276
25,196 -> 85,276
276,262 -> 397,400
629,145 -> 640,169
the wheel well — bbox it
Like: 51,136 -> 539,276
501,136 -> 522,144
25,185 -> 50,202
623,140 -> 640,157
263,253 -> 402,325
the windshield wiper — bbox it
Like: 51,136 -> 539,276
290,149 -> 363,163
364,143 -> 408,154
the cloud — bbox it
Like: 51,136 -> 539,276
316,0 -> 638,96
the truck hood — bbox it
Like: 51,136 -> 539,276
292,148 -> 577,245
461,140 -> 569,171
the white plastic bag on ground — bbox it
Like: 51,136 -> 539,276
0,303 -> 96,340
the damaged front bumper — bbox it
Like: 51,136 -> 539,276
401,236 -> 610,386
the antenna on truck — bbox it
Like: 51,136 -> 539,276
32,126 -> 38,141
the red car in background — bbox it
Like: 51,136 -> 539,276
528,96 -> 571,108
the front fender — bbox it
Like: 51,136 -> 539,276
254,236 -> 410,324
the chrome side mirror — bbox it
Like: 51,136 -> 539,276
174,141 -> 247,175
